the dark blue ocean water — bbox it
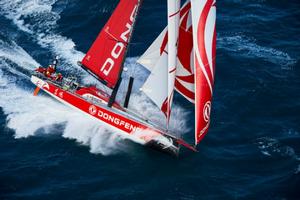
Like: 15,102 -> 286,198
0,0 -> 299,199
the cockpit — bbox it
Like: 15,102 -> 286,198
62,76 -> 80,91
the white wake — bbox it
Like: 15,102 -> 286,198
217,35 -> 296,67
0,40 -> 129,155
0,0 -> 84,69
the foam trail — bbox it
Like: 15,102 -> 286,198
0,40 -> 40,69
218,35 -> 296,67
0,79 -> 126,155
256,137 -> 300,161
63,117 -> 129,155
0,40 -> 40,81
0,0 -> 85,69
0,40 -> 129,155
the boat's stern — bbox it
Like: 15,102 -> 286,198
31,74 -> 50,90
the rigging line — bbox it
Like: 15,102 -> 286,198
108,37 -> 129,45
104,28 -> 118,40
105,29 -> 129,45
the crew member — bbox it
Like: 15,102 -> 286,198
45,56 -> 59,79
55,73 -> 63,81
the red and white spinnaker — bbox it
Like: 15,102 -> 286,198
190,0 -> 216,144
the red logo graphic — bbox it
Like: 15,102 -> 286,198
36,80 -> 49,90
203,101 -> 211,122
89,105 -> 97,115
58,92 -> 64,98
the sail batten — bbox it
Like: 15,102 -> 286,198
81,0 -> 141,89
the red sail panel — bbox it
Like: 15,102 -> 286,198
191,0 -> 216,145
82,0 -> 140,88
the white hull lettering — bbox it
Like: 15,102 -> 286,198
97,110 -> 137,132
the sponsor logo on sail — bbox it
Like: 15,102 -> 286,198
203,101 -> 211,122
100,4 -> 138,76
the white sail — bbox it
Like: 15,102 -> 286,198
139,1 -> 195,105
140,52 -> 168,113
166,0 -> 181,120
136,28 -> 167,72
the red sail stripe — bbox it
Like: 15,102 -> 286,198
177,5 -> 193,73
197,0 -> 214,89
175,79 -> 195,100
169,9 -> 181,18
180,2 -> 191,17
176,74 -> 194,83
161,2 -> 191,56
160,32 -> 168,55
161,93 -> 174,120
195,0 -> 216,144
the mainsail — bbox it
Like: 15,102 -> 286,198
81,0 -> 141,88
191,0 -> 216,144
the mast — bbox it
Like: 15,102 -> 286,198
166,0 -> 181,126
123,77 -> 134,108
108,0 -> 143,107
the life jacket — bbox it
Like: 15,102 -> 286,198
47,65 -> 56,74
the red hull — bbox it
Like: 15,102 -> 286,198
31,74 -> 192,155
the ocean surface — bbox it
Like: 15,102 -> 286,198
0,0 -> 299,199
